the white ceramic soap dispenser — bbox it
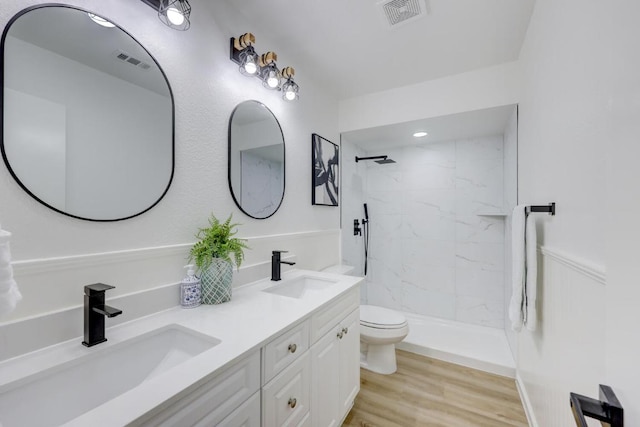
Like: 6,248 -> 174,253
180,264 -> 201,308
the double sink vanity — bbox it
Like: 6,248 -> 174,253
0,270 -> 362,426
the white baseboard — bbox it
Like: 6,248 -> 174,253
516,371 -> 538,427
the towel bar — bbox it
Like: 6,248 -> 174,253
526,202 -> 555,215
570,384 -> 623,427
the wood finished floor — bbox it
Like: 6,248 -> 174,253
342,350 -> 528,427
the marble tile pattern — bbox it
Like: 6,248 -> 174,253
502,108 -> 519,354
241,151 -> 283,217
342,135 -> 507,328
339,142 -> 369,304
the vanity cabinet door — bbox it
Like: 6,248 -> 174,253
310,325 -> 341,427
338,309 -> 360,417
311,308 -> 360,427
263,351 -> 311,427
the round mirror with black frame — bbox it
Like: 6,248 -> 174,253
1,5 -> 175,221
228,100 -> 285,219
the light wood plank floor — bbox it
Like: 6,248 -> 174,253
342,350 -> 528,427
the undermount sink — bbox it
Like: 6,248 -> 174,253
0,324 -> 220,427
262,275 -> 339,299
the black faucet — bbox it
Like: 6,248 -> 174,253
271,250 -> 296,281
82,283 -> 122,347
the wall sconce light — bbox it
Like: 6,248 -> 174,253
140,0 -> 191,31
281,67 -> 299,101
230,33 -> 300,101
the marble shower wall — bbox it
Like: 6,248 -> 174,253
351,135 -> 506,328
340,141 -> 368,303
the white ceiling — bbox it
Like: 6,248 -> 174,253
218,0 -> 536,99
341,105 -> 516,151
8,6 -> 170,97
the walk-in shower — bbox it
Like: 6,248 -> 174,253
341,104 -> 520,377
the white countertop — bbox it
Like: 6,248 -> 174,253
0,269 -> 362,426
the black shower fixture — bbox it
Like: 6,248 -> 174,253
355,155 -> 396,164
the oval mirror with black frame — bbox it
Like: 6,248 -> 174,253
1,5 -> 174,221
228,101 -> 285,219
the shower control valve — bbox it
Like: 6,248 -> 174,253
353,219 -> 362,236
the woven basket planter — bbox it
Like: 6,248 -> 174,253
200,258 -> 233,304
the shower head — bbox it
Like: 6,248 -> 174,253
375,158 -> 396,164
355,155 -> 396,164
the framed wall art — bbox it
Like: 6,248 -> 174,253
311,133 -> 339,206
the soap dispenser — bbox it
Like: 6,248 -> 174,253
180,264 -> 201,308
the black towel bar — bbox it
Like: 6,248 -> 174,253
570,384 -> 623,427
526,202 -> 555,215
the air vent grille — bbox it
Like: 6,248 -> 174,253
112,51 -> 151,71
377,0 -> 428,28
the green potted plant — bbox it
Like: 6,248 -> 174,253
189,213 -> 249,304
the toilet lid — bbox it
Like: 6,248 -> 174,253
360,305 -> 407,328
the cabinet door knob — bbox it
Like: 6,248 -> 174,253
337,331 -> 343,339
342,327 -> 348,335
288,397 -> 297,409
288,343 -> 297,353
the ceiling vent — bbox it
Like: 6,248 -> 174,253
113,51 -> 152,71
377,0 -> 428,28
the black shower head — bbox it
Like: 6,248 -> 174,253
355,155 -> 396,164
375,158 -> 396,164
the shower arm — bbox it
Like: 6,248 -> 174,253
355,155 -> 387,163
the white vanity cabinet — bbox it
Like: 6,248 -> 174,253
263,287 -> 360,427
137,287 -> 360,427
134,351 -> 260,426
309,288 -> 360,427
310,308 -> 360,427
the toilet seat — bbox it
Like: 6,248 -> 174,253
360,305 -> 407,329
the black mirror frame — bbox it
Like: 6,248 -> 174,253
227,100 -> 286,220
0,3 -> 175,222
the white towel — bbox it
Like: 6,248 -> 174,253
0,226 -> 22,318
509,205 -> 526,331
525,214 -> 538,331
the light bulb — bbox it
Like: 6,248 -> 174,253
166,7 -> 185,26
285,90 -> 297,101
88,13 -> 115,28
267,75 -> 279,88
413,131 -> 428,138
243,61 -> 257,75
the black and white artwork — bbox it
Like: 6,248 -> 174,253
312,133 -> 339,206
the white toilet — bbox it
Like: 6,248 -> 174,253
359,305 -> 409,374
321,264 -> 409,375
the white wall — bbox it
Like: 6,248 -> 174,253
5,36 -> 172,219
516,0 -> 640,425
606,0 -> 640,423
0,0 -> 340,323
338,61 -> 520,133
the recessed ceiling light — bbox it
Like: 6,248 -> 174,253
413,131 -> 428,138
88,13 -> 115,28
